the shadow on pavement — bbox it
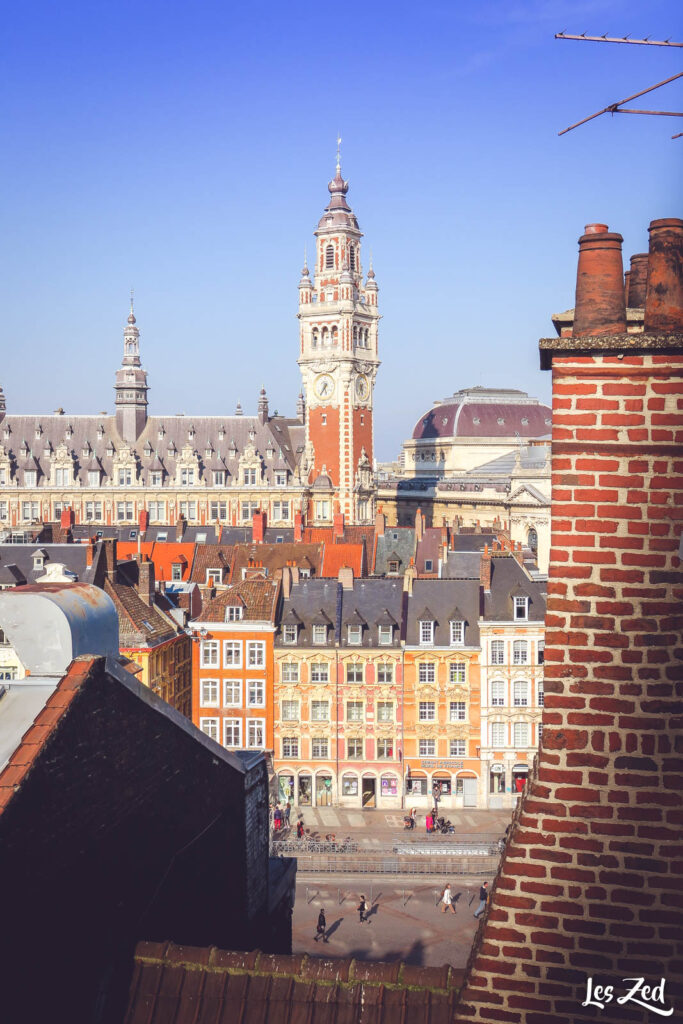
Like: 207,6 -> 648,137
324,918 -> 343,941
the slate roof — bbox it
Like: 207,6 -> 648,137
465,442 -> 550,477
339,579 -> 403,648
0,544 -> 94,585
415,528 -> 443,575
125,942 -> 463,1024
198,579 -> 280,624
411,387 -> 551,441
0,410 -> 305,487
441,551 -> 483,579
373,526 -> 415,576
275,580 -> 339,647
482,555 -> 546,622
405,580 -> 481,647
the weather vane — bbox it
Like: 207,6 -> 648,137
336,134 -> 342,170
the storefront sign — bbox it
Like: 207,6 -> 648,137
419,759 -> 464,770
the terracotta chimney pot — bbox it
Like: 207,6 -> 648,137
644,218 -> 683,333
573,223 -> 627,338
627,253 -> 649,308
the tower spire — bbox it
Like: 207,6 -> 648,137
336,134 -> 342,173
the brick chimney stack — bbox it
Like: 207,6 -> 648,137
333,512 -> 344,539
573,223 -> 627,337
138,556 -> 155,607
644,217 -> 683,333
479,543 -> 491,591
85,537 -> 96,568
60,507 -> 75,530
375,507 -> 386,537
337,565 -> 354,590
252,509 -> 266,544
415,508 -> 424,542
175,517 -> 186,542
294,510 -> 303,543
139,509 -> 149,535
626,252 -> 648,308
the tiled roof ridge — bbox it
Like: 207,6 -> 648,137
0,657 -> 98,816
132,941 -> 461,993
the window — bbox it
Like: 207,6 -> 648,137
513,722 -> 530,747
224,605 -> 243,621
312,624 -> 327,645
272,500 -> 289,521
21,501 -> 39,521
325,243 -> 334,268
312,737 -> 328,759
491,722 -> 506,747
247,719 -> 265,748
283,624 -> 297,644
491,640 -> 505,665
513,641 -> 529,665
200,679 -> 219,707
347,738 -> 363,759
0,502 -> 8,521
281,662 -> 299,683
116,501 -> 134,521
358,498 -> 368,518
346,663 -> 363,684
514,596 -> 529,621
247,680 -> 265,707
449,701 -> 466,722
274,472 -> 287,487
224,718 -> 242,748
388,560 -> 399,574
377,663 -> 394,684
24,471 -> 37,488
315,500 -> 330,520
213,471 -> 225,487
224,680 -> 242,707
281,700 -> 299,721
311,700 -> 329,721
538,723 -> 543,742
349,245 -> 355,270
424,559 -> 433,573
241,501 -> 258,521
513,680 -> 529,707
419,739 -> 436,756
118,468 -> 132,486
200,640 -> 219,668
378,625 -> 392,646
224,641 -> 242,667
538,683 -> 544,707
149,472 -> 163,487
179,501 -> 196,520
282,736 -> 299,758
206,569 -> 222,586
55,467 -> 70,486
85,501 -> 102,520
346,701 -> 364,722
0,468 -> 6,486
156,531 -> 168,542
171,563 -> 183,581
247,641 -> 265,668
88,471 -> 101,488
180,468 -> 195,486
377,738 -> 393,759
243,468 -> 257,486
199,718 -> 219,742
419,620 -> 434,645
538,641 -> 545,665
377,701 -> 393,722
419,701 -> 436,722
449,662 -> 466,683
310,662 -> 328,683
491,680 -> 505,706
450,620 -> 464,645
147,500 -> 165,520
450,740 -> 466,756
418,662 -> 435,683
210,501 -> 228,521
347,625 -> 362,645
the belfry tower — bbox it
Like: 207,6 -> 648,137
114,297 -> 149,443
297,152 -> 380,525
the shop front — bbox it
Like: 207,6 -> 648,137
512,762 -> 529,797
454,771 -> 479,808
488,762 -> 506,808
340,772 -> 359,806
315,772 -> 334,806
379,772 -> 401,807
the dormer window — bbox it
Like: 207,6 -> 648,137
213,470 -> 225,487
419,620 -> 434,646
348,625 -> 362,645
35,426 -> 42,439
180,468 -> 195,486
171,562 -> 183,581
514,596 -> 529,621
206,569 -> 222,586
388,560 -> 399,574
97,425 -> 104,440
33,553 -> 45,570
24,470 -> 37,487
450,620 -> 465,645
225,606 -> 243,622
312,624 -> 327,645
283,624 -> 298,644
325,243 -> 334,269
378,625 -> 392,646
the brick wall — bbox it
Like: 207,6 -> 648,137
453,224 -> 683,1023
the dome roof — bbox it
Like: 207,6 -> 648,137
317,163 -> 360,232
411,387 -> 552,441
312,473 -> 333,491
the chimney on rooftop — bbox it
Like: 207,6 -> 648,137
415,508 -> 424,542
294,510 -> 303,543
60,507 -> 74,531
139,509 -> 149,535
338,565 -> 354,590
644,218 -> 683,334
333,512 -> 344,539
626,253 -> 649,308
176,517 -> 186,542
138,556 -> 155,606
403,558 -> 416,596
375,507 -> 386,537
480,544 -> 491,592
573,223 -> 627,338
86,537 -> 96,568
252,509 -> 266,544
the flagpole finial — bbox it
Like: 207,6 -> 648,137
336,134 -> 342,171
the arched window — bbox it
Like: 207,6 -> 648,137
528,527 -> 538,552
331,326 -> 338,345
349,246 -> 356,271
325,244 -> 334,269
312,329 -> 318,347
364,329 -> 370,347
353,326 -> 358,344
321,327 -> 329,345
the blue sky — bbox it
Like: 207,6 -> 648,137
1,0 -> 680,459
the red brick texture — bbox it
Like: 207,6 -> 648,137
453,355 -> 683,1018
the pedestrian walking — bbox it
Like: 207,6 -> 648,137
473,881 -> 489,919
315,908 -> 327,942
440,883 -> 456,914
425,811 -> 433,834
284,800 -> 291,827
358,894 -> 368,923
296,819 -> 304,840
410,807 -> 417,830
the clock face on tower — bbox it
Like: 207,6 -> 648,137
315,374 -> 334,400
355,374 -> 369,401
